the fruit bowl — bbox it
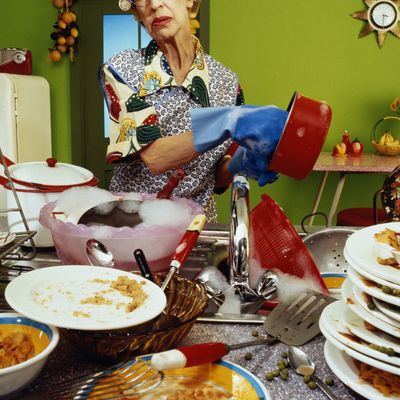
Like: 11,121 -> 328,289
371,116 -> 400,156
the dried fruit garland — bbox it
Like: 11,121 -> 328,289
49,0 -> 79,62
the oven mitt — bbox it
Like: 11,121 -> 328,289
191,105 -> 288,154
228,146 -> 279,186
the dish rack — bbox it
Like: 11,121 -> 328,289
0,146 -> 36,265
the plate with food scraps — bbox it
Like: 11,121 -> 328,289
105,357 -> 271,400
341,279 -> 400,339
352,283 -> 400,329
0,232 -> 16,248
373,298 -> 400,323
344,222 -> 400,285
320,321 -> 400,376
320,300 -> 400,367
348,267 -> 400,307
5,265 -> 166,330
344,247 -> 400,291
324,341 -> 400,400
341,303 -> 400,354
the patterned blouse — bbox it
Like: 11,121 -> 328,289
99,37 -> 243,222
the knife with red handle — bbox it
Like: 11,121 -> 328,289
156,168 -> 185,199
160,214 -> 207,291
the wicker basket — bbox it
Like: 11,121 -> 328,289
371,116 -> 400,156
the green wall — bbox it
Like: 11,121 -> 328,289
1,0 -> 399,225
211,0 -> 399,225
0,0 -> 72,162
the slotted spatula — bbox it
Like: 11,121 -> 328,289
151,289 -> 336,370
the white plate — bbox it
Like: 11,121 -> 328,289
374,297 -> 400,323
341,303 -> 400,354
344,222 -> 400,284
320,322 -> 400,375
341,279 -> 400,339
320,300 -> 400,366
348,267 -> 400,307
345,247 -> 400,291
5,265 -> 167,330
0,232 -> 16,247
324,341 -> 400,400
352,283 -> 400,329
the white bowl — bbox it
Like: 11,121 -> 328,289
373,240 -> 400,263
0,313 -> 59,398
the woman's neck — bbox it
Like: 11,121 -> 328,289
158,34 -> 195,85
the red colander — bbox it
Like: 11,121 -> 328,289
250,194 -> 328,294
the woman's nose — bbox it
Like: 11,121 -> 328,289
148,0 -> 163,9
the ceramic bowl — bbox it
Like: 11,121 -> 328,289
0,313 -> 59,398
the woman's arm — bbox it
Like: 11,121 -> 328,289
139,132 -> 198,174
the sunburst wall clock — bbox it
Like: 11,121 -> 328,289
351,0 -> 400,47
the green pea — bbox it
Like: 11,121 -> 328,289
283,359 -> 290,368
280,373 -> 288,381
308,380 -> 317,390
281,351 -> 288,358
244,352 -> 252,360
393,289 -> 400,297
303,375 -> 312,383
325,377 -> 334,386
265,372 -> 275,381
381,286 -> 392,294
273,369 -> 281,377
251,329 -> 259,337
367,302 -> 376,310
280,368 -> 288,375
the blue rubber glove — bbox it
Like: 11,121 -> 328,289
228,146 -> 279,186
191,105 -> 288,154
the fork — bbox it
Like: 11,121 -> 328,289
48,358 -> 164,399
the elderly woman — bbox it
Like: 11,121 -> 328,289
99,0 -> 288,221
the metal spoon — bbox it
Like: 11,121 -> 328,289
288,346 -> 339,400
86,239 -> 115,267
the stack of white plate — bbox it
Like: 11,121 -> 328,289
319,222 -> 400,400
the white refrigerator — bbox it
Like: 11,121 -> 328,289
0,73 -> 52,210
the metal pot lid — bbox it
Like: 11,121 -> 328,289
8,158 -> 94,186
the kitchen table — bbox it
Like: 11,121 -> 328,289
309,152 -> 400,226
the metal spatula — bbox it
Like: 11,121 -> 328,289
151,290 -> 337,370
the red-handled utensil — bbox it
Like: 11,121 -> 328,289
151,289 -> 336,370
156,168 -> 185,199
160,214 -> 207,291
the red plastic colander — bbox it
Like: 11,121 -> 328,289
250,194 -> 328,294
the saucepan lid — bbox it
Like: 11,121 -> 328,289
0,156 -> 98,192
269,92 -> 332,180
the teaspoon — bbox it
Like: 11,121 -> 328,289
288,346 -> 339,400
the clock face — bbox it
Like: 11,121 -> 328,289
352,0 -> 400,47
370,1 -> 398,28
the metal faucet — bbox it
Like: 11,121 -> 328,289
229,174 -> 277,309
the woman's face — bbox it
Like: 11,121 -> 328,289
135,0 -> 194,43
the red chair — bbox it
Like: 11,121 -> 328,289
336,165 -> 400,227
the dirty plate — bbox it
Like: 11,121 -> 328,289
344,222 -> 400,285
0,232 -> 16,248
341,279 -> 400,339
324,341 -> 400,400
373,298 -> 400,323
341,303 -> 400,354
320,300 -> 400,367
136,357 -> 271,400
348,267 -> 400,307
352,284 -> 400,329
5,265 -> 166,330
321,321 -> 400,376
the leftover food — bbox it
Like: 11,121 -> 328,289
0,331 -> 35,369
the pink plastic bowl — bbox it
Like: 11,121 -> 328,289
39,194 -> 203,272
